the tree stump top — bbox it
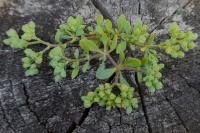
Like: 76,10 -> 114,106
0,0 -> 200,133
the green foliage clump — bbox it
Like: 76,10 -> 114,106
49,46 -> 68,81
81,83 -> 138,113
131,19 -> 151,45
163,23 -> 197,58
3,29 -> 28,48
138,50 -> 164,92
55,16 -> 85,43
3,15 -> 197,113
22,49 -> 42,76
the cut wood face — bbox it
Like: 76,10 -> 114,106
0,0 -> 200,133
0,0 -> 7,7
100,0 -> 196,34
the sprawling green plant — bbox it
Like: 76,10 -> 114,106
4,15 -> 197,113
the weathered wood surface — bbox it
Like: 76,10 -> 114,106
0,0 -> 200,133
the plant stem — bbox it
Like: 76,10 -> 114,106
36,38 -> 57,47
106,54 -> 121,83
40,46 -> 51,54
66,54 -> 101,64
106,54 -> 118,67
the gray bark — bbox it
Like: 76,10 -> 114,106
0,0 -> 200,133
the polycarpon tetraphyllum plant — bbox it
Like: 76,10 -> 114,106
3,15 -> 198,113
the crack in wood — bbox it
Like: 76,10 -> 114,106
66,108 -> 90,133
9,80 -> 27,125
163,94 -> 190,132
117,108 -> 122,125
78,108 -> 90,125
66,121 -> 76,133
137,0 -> 141,15
135,73 -> 152,133
107,122 -> 112,133
58,80 -> 92,133
21,83 -> 52,133
150,0 -> 193,33
0,101 -> 17,133
178,74 -> 200,95
91,0 -> 117,27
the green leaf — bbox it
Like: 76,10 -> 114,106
62,35 -> 71,40
96,63 -> 116,79
74,49 -> 79,59
118,15 -> 126,32
3,29 -> 28,48
71,66 -> 79,79
54,65 -> 64,75
22,57 -> 31,68
35,54 -> 43,64
120,73 -> 130,86
137,72 -> 143,82
131,98 -> 138,107
24,49 -> 35,57
96,15 -> 103,25
124,21 -> 131,33
119,52 -> 125,62
22,21 -> 35,33
99,91 -> 105,97
101,33 -> 108,45
21,21 -> 36,41
82,61 -> 90,73
55,30 -> 64,43
116,41 -> 126,54
189,32 -> 198,40
177,51 -> 185,58
105,19 -> 113,32
116,41 -> 126,62
110,35 -> 118,51
6,29 -> 19,38
53,65 -> 66,82
80,38 -> 100,52
3,38 -> 28,48
96,25 -> 104,34
83,100 -> 92,108
134,18 -> 143,28
126,106 -> 133,114
60,69 -> 66,77
25,64 -> 38,76
138,35 -> 146,44
54,75 -> 62,82
115,97 -> 122,104
123,58 -> 141,68
49,47 -> 64,58
169,22 -> 180,34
